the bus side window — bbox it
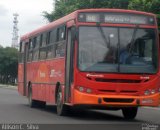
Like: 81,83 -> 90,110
33,36 -> 40,61
20,41 -> 25,53
47,29 -> 57,59
48,29 -> 57,44
36,35 -> 41,49
27,39 -> 33,62
56,25 -> 66,57
19,41 -> 25,63
47,45 -> 54,59
41,33 -> 47,47
39,33 -> 47,60
56,42 -> 65,57
39,48 -> 47,60
57,25 -> 66,41
19,42 -> 22,52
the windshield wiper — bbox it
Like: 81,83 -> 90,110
96,22 -> 110,48
128,25 -> 139,54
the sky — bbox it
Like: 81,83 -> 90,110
0,0 -> 53,47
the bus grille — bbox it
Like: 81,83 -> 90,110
120,90 -> 138,93
95,78 -> 141,83
99,90 -> 116,93
103,98 -> 134,103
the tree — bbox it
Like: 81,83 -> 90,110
43,0 -> 130,22
0,47 -> 18,84
129,0 -> 160,14
43,0 -> 160,29
129,0 -> 160,28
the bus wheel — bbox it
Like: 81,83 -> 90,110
56,87 -> 68,116
122,107 -> 138,120
28,87 -> 37,108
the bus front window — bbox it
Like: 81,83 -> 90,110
79,26 -> 118,72
78,26 -> 158,74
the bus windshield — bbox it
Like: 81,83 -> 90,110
78,26 -> 158,74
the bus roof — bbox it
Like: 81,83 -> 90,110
20,8 -> 156,41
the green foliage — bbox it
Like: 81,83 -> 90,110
0,47 -> 18,84
129,0 -> 160,28
43,0 -> 130,22
43,0 -> 160,29
128,0 -> 160,13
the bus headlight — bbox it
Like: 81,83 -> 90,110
144,89 -> 157,96
79,86 -> 84,92
76,86 -> 93,94
151,89 -> 156,94
86,88 -> 92,93
144,90 -> 150,96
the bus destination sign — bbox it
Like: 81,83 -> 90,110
104,14 -> 148,24
78,12 -> 155,25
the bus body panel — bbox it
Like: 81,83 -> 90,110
73,89 -> 159,106
72,70 -> 160,106
26,58 -> 65,103
18,64 -> 24,95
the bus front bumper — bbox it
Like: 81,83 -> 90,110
73,89 -> 159,107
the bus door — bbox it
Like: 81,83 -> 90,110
18,41 -> 28,96
23,42 -> 29,96
65,21 -> 76,102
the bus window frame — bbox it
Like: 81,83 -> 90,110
45,24 -> 67,60
77,25 -> 159,74
27,38 -> 34,62
19,41 -> 25,63
65,26 -> 76,102
32,35 -> 40,61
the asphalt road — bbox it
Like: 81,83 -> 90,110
0,86 -> 159,130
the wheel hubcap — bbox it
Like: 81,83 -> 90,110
28,91 -> 32,104
57,91 -> 62,109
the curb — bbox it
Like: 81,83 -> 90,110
0,84 -> 17,89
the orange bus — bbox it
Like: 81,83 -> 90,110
18,9 -> 160,119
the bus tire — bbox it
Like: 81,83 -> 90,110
56,87 -> 69,116
122,107 -> 138,120
28,85 -> 38,108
